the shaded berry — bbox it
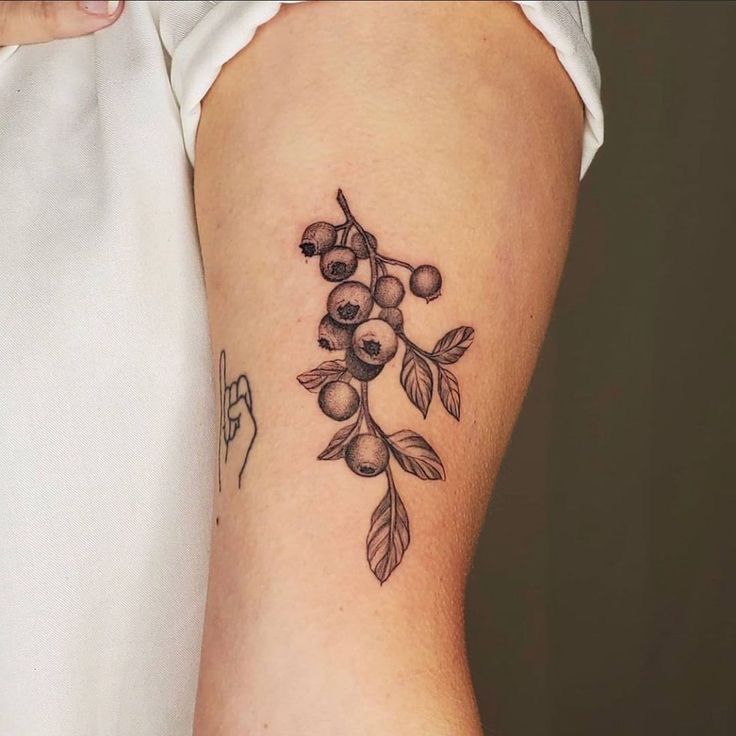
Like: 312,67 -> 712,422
351,319 -> 398,366
320,246 -> 358,282
318,381 -> 360,421
327,281 -> 373,325
378,307 -> 403,332
345,348 -> 383,381
348,230 -> 377,260
318,314 -> 354,351
373,275 -> 405,308
300,222 -> 337,257
345,434 -> 389,477
409,265 -> 442,301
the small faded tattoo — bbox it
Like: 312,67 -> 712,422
296,190 -> 474,583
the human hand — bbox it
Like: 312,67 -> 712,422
218,350 -> 257,492
0,1 -> 123,46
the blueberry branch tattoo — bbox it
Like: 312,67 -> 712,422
296,190 -> 474,583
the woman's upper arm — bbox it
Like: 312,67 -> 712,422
192,3 -> 583,734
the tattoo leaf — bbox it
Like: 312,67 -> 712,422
400,346 -> 433,418
367,486 -> 410,584
317,420 -> 358,460
297,360 -> 347,392
386,430 -> 446,481
437,366 -> 461,420
431,326 -> 474,364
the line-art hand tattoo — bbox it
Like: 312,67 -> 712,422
296,190 -> 474,583
218,349 -> 257,493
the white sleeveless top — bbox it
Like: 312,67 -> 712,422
0,2 -> 603,733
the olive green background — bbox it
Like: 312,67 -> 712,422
465,3 -> 736,734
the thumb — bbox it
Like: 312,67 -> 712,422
0,1 -> 122,46
227,397 -> 257,461
227,397 -> 250,423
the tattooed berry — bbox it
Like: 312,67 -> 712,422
373,275 -> 405,308
300,222 -> 337,257
409,265 -> 442,301
327,281 -> 373,325
318,380 -> 360,421
378,307 -> 403,332
345,434 -> 389,477
320,246 -> 358,282
351,319 -> 398,366
345,348 -> 383,381
318,314 -> 354,351
348,230 -> 376,260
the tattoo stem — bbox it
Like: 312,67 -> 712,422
383,463 -> 399,583
398,332 -> 435,362
366,239 -> 379,292
335,190 -> 412,292
360,380 -> 391,445
360,379 -> 398,580
360,380 -> 378,435
336,188 -> 353,220
376,254 -> 415,273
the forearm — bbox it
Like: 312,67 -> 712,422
193,3 -> 582,734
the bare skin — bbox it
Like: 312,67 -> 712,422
193,3 -> 583,734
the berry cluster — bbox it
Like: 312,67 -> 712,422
297,190 -> 474,583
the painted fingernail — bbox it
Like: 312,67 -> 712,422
79,0 -> 120,16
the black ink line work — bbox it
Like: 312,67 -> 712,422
218,349 -> 257,493
296,190 -> 474,583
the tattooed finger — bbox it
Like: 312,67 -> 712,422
227,385 -> 238,441
219,350 -> 227,434
236,375 -> 249,403
243,374 -> 253,413
235,374 -> 253,413
227,396 -> 249,422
